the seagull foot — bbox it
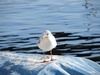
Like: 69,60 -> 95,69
42,59 -> 48,63
51,58 -> 54,61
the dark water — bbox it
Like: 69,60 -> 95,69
0,0 -> 100,64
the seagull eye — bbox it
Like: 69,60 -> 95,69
47,33 -> 49,35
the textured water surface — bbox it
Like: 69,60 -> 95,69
0,0 -> 100,64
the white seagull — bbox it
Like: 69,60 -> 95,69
38,30 -> 57,62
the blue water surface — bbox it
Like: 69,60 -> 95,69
0,0 -> 100,64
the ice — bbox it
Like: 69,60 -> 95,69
0,52 -> 100,75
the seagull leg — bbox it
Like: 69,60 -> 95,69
50,50 -> 53,61
43,52 -> 47,62
43,52 -> 46,62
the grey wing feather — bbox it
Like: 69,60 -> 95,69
38,36 -> 43,44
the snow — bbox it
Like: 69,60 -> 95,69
0,52 -> 100,75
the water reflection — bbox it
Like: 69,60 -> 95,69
83,0 -> 97,32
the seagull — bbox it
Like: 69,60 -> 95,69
38,30 -> 57,62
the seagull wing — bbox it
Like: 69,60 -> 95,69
38,35 -> 44,44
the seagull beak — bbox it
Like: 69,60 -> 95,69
43,35 -> 47,38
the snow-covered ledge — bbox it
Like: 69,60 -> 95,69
0,52 -> 100,75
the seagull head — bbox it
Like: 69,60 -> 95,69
43,30 -> 52,37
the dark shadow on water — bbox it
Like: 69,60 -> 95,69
0,32 -> 100,65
